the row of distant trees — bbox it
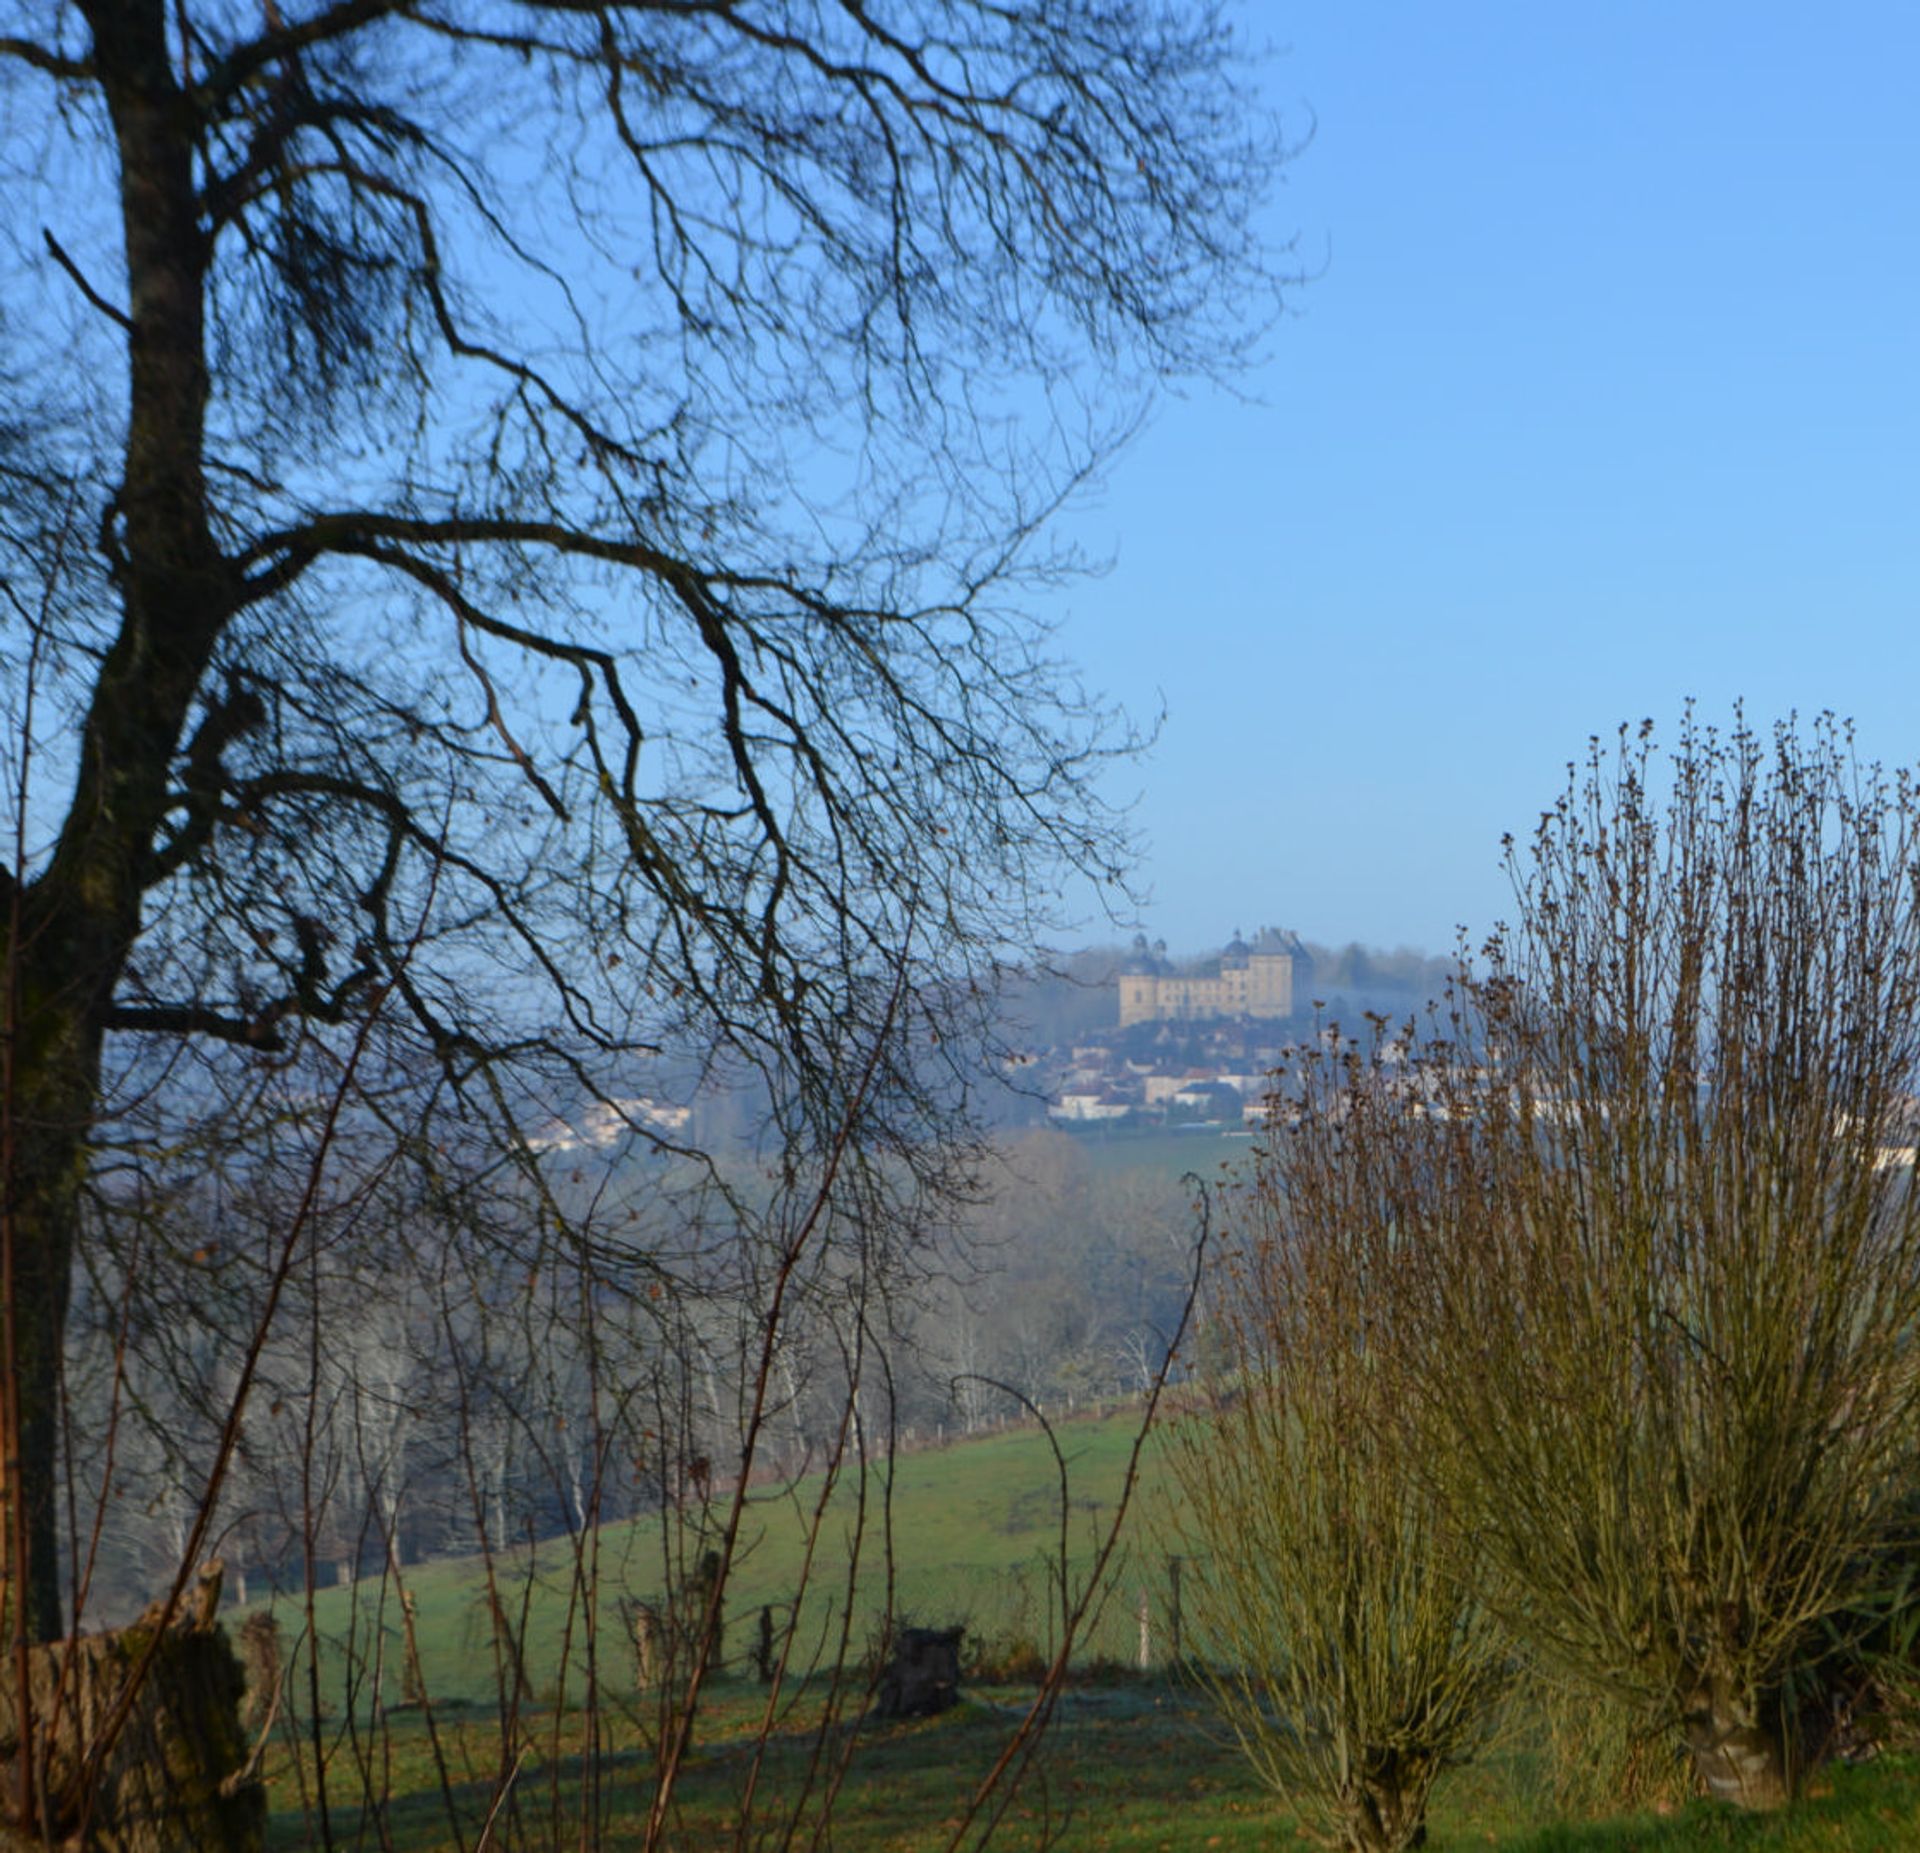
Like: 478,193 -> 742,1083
1172,716 -> 1920,1852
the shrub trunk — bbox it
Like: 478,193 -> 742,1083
1337,1747 -> 1432,1853
1681,1676 -> 1790,1811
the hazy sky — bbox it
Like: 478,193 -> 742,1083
1045,3 -> 1920,958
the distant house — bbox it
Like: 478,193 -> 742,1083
1118,927 -> 1306,1027
1048,1090 -> 1132,1124
1168,1080 -> 1242,1122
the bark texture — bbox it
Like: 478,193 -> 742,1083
1335,1746 -> 1432,1853
1681,1678 -> 1790,1811
0,1577 -> 262,1851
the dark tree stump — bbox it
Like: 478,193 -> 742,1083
0,1570 -> 264,1851
876,1627 -> 963,1720
235,1611 -> 281,1738
751,1605 -> 777,1685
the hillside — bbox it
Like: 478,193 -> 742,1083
251,1404 -> 1920,1853
274,1405 -> 1184,1713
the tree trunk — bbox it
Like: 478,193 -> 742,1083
1336,1745 -> 1432,1853
2,0 -> 233,1640
0,0 -> 254,1816
1682,1677 -> 1791,1810
4,1090 -> 90,1647
0,1578 -> 263,1851
1338,1781 -> 1427,1853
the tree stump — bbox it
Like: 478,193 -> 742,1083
397,1593 -> 425,1709
0,1569 -> 264,1851
235,1611 -> 281,1738
1682,1678 -> 1791,1810
684,1551 -> 723,1674
750,1606 -> 777,1685
875,1627 -> 963,1720
631,1603 -> 664,1692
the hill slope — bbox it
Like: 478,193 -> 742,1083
275,1405 -> 1181,1711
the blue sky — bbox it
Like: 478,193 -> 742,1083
1046,3 -> 1920,957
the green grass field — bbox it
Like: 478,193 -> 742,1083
255,1410 -> 1920,1850
1053,1123 -> 1255,1184
277,1406 -> 1182,1715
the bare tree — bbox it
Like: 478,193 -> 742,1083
2,0 -> 1283,1671
4,19 -> 1286,1846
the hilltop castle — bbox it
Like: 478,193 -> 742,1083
1117,927 -> 1306,1027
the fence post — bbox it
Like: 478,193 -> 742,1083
1136,1590 -> 1152,1671
633,1602 -> 663,1690
1167,1554 -> 1183,1664
752,1604 -> 776,1684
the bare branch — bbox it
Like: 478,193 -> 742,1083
100,1005 -> 284,1051
41,232 -> 131,331
193,0 -> 412,108
0,37 -> 91,81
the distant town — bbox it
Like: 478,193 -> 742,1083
1023,927 -> 1319,1133
523,928 -> 1459,1154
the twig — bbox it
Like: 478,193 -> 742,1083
471,1742 -> 528,1853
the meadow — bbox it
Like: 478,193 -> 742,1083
253,1410 -> 1920,1851
276,1407 -> 1180,1715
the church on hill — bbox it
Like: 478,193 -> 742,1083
1117,927 -> 1306,1027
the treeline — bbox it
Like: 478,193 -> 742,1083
66,1129 -> 1195,1622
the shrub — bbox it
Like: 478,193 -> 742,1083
1167,1127 -> 1509,1853
1399,715 -> 1920,1808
